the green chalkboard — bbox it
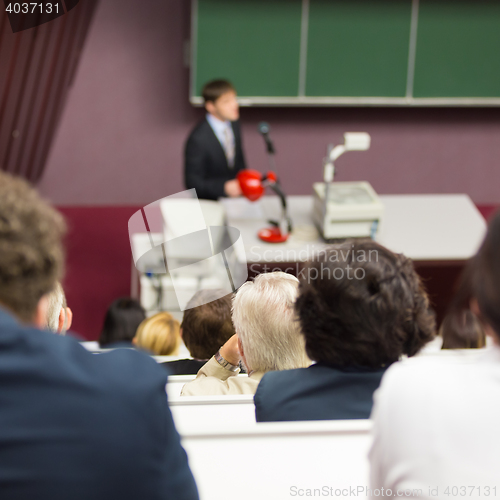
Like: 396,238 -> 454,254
194,0 -> 302,97
414,0 -> 500,98
191,0 -> 500,106
306,1 -> 412,97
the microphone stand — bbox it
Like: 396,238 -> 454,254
262,175 -> 293,237
259,124 -> 278,178
267,152 -> 277,177
270,181 -> 293,236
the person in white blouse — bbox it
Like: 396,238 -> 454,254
369,210 -> 500,499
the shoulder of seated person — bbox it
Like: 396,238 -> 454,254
376,356 -> 454,401
88,346 -> 167,389
162,358 -> 192,365
258,367 -> 306,386
181,376 -> 231,396
19,331 -> 168,394
98,346 -> 162,369
392,351 -> 472,374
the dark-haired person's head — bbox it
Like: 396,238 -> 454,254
468,210 -> 500,343
202,79 -> 239,122
440,265 -> 486,349
440,309 -> 486,349
295,240 -> 436,369
99,298 -> 146,347
181,290 -> 235,360
0,171 -> 66,325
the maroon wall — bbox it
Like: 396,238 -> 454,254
31,0 -> 500,339
38,0 -> 500,206
59,204 -> 498,341
58,206 -> 139,340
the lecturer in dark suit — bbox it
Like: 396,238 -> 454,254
184,80 -> 246,200
0,172 -> 198,500
254,241 -> 436,423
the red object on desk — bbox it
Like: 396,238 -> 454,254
237,169 -> 265,201
237,169 -> 290,243
257,226 -> 288,243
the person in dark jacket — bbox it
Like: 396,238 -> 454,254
254,240 -> 436,422
0,171 -> 198,500
163,290 -> 235,375
184,80 -> 246,200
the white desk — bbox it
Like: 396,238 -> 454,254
170,395 -> 256,434
181,419 -> 372,500
222,194 -> 486,263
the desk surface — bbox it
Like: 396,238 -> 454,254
222,194 -> 487,263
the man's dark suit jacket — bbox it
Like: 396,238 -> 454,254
254,363 -> 388,422
0,308 -> 198,500
184,118 -> 246,200
162,358 -> 207,376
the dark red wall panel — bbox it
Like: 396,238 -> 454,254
58,206 -> 140,341
56,204 -> 499,341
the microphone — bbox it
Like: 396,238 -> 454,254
258,122 -> 275,155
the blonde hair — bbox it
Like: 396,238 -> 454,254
134,313 -> 181,356
232,272 -> 310,372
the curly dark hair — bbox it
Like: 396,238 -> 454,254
295,240 -> 436,368
0,172 -> 66,322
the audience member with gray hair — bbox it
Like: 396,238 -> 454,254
45,281 -> 73,335
181,271 -> 310,396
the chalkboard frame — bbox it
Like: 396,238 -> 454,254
190,0 -> 500,107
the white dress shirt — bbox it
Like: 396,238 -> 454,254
369,346 -> 500,499
206,113 -> 235,166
